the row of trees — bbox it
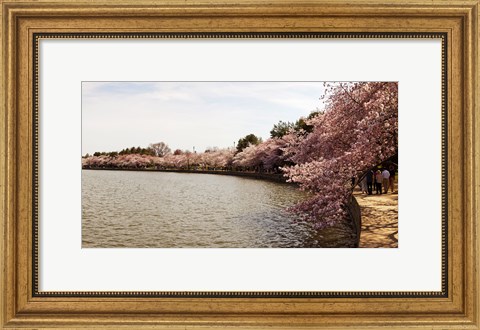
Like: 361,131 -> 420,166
82,148 -> 235,171
83,135 -> 291,172
84,142 -> 172,158
82,140 -> 289,172
83,82 -> 398,229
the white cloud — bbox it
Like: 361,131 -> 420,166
82,82 -> 326,154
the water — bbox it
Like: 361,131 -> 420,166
82,170 -> 355,248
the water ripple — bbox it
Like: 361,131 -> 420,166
82,170 -> 353,248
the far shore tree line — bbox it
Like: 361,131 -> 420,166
82,115 -> 320,173
83,82 -> 398,229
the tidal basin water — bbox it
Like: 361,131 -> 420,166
82,170 -> 354,248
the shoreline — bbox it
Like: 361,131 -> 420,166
82,167 -> 288,183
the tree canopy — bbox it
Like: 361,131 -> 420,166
236,134 -> 262,153
270,121 -> 294,138
283,82 -> 398,228
149,142 -> 171,157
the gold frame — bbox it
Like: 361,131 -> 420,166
1,0 -> 478,328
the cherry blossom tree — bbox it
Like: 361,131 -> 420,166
212,148 -> 235,169
232,144 -> 261,170
256,137 -> 289,171
231,136 -> 292,172
283,82 -> 398,228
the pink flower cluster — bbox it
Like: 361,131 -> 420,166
82,148 -> 236,171
283,82 -> 398,228
82,154 -> 159,169
232,137 -> 289,171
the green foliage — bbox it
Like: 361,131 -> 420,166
269,112 -> 321,138
236,134 -> 262,153
294,111 -> 322,134
90,146 -> 155,157
118,146 -> 154,156
270,121 -> 294,138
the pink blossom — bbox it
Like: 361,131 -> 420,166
283,82 -> 398,228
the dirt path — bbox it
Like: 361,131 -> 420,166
354,191 -> 398,248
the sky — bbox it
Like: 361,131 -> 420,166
82,81 -> 326,155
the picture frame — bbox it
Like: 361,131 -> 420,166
1,0 -> 478,328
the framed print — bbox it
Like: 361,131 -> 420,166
1,0 -> 478,329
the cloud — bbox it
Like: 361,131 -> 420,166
82,81 -> 326,155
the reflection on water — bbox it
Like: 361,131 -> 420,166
82,170 -> 355,248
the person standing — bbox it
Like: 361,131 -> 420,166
382,168 -> 390,194
375,170 -> 383,194
389,165 -> 396,193
366,170 -> 374,195
360,176 -> 368,194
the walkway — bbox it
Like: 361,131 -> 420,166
354,191 -> 398,248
